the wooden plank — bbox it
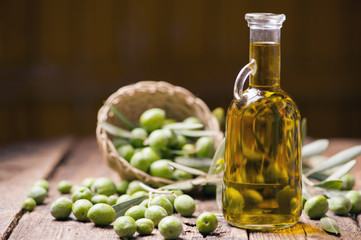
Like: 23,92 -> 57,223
0,136 -> 73,239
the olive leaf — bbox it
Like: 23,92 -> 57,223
320,217 -> 340,235
174,157 -> 212,169
322,189 -> 348,198
313,180 -> 343,190
301,118 -> 307,145
216,184 -> 223,209
163,122 -> 203,130
302,139 -> 329,158
112,138 -> 130,148
305,145 -> 361,177
174,130 -> 218,137
207,138 -> 225,176
108,104 -> 136,130
167,161 -> 207,176
139,183 -> 173,195
159,181 -> 195,191
324,160 -> 356,181
170,148 -> 199,155
98,122 -> 140,139
302,176 -> 313,200
112,195 -> 148,219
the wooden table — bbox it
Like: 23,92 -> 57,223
1,137 -> 361,240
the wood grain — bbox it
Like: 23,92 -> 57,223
0,136 -> 73,239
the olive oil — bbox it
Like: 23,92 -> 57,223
223,14 -> 302,230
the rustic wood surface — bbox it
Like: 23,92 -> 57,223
1,137 -> 361,240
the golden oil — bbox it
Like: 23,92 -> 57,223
223,42 -> 302,230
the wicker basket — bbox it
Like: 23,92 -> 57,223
96,81 -> 224,187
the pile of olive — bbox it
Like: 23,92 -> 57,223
112,108 -> 216,180
37,177 -> 218,239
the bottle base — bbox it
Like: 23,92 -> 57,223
227,221 -> 297,230
224,213 -> 300,230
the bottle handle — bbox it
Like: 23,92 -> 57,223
233,59 -> 257,100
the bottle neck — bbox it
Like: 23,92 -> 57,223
249,28 -> 281,90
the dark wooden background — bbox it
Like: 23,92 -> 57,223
1,0 -> 360,145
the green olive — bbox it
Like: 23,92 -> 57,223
50,197 -> 73,220
264,163 -> 288,184
57,180 -> 72,194
141,147 -> 161,164
183,116 -> 202,125
329,195 -> 352,215
174,195 -> 195,217
341,174 -> 355,190
23,198 -> 36,211
91,177 -> 116,196
195,137 -> 215,158
150,195 -> 173,216
125,205 -> 147,221
81,178 -> 95,189
91,195 -> 109,204
158,216 -> 183,239
163,118 -> 177,126
163,129 -> 178,147
224,187 -> 244,211
140,108 -> 166,132
181,144 -> 196,157
28,186 -> 47,205
130,152 -> 152,172
255,174 -> 265,183
277,186 -> 296,212
172,169 -> 192,181
289,197 -> 300,214
115,180 -> 129,195
135,218 -> 154,235
117,144 -> 135,162
175,135 -> 188,149
114,216 -> 136,238
243,189 -> 263,207
131,128 -> 148,148
304,195 -> 328,219
196,212 -> 218,234
126,180 -> 144,195
346,190 -> 361,213
148,129 -> 169,151
149,160 -> 174,179
32,179 -> 49,192
211,107 -> 225,127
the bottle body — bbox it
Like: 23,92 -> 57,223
223,86 -> 302,229
222,15 -> 302,229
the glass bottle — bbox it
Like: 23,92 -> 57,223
222,13 -> 302,230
